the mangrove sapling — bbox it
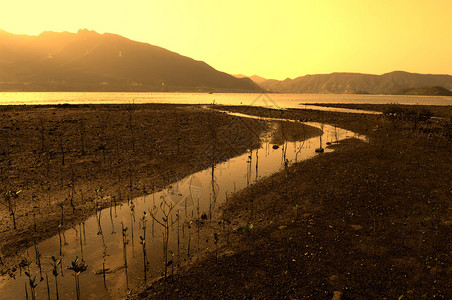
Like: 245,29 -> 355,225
221,218 -> 232,244
58,225 -> 63,256
33,241 -> 43,281
95,187 -> 104,215
130,213 -> 135,257
60,258 -> 64,277
79,189 -> 84,205
121,223 -> 129,268
152,212 -> 155,238
294,129 -> 307,163
139,212 -> 148,283
78,119 -> 86,156
25,271 -> 39,300
39,118 -> 46,154
19,257 -> 32,275
255,148 -> 259,180
121,222 -> 130,289
187,221 -> 192,257
70,170 -> 77,213
0,190 -> 21,229
127,105 -> 136,153
113,195 -> 118,216
50,256 -> 61,300
197,219 -> 200,251
214,232 -> 219,264
169,250 -> 175,278
110,197 -> 116,234
32,211 -> 37,232
130,200 -> 135,221
148,196 -> 179,280
83,222 -> 86,245
57,133 -> 65,165
96,208 -> 103,235
128,162 -> 134,192
176,210 -> 181,257
45,273 -> 50,300
68,256 -> 88,300
383,104 -> 405,129
59,203 -> 64,226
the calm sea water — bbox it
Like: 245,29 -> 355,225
0,92 -> 451,107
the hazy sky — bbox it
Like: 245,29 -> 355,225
2,0 -> 452,79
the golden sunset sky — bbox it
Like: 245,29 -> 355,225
2,0 -> 451,80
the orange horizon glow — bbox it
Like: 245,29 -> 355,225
2,0 -> 452,80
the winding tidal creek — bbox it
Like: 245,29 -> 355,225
0,111 -> 367,299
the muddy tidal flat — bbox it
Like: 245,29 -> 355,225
1,103 -> 451,299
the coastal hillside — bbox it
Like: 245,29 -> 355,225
0,29 -> 261,92
256,71 -> 452,94
393,86 -> 452,96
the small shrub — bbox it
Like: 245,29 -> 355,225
404,106 -> 433,130
383,104 -> 433,130
383,104 -> 405,129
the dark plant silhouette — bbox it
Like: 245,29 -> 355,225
383,104 -> 405,129
50,256 -> 61,300
67,256 -> 88,300
0,190 -> 21,229
139,212 -> 148,284
24,270 -> 39,300
148,196 -> 178,280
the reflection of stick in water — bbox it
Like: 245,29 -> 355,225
187,221 -> 192,257
58,225 -> 63,256
97,210 -> 103,235
130,213 -> 135,258
295,124 -> 307,163
255,149 -> 259,181
79,223 -> 83,260
139,212 -> 147,284
110,199 -> 116,234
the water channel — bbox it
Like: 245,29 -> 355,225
0,111 -> 367,299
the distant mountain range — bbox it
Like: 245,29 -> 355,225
237,72 -> 452,95
2,29 -> 451,95
0,29 -> 261,92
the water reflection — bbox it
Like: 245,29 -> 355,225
0,92 -> 450,106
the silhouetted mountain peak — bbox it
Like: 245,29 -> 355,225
0,29 -> 262,92
232,74 -> 269,85
77,29 -> 100,37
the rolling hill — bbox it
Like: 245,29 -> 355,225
255,71 -> 452,94
393,86 -> 452,96
0,29 -> 261,92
